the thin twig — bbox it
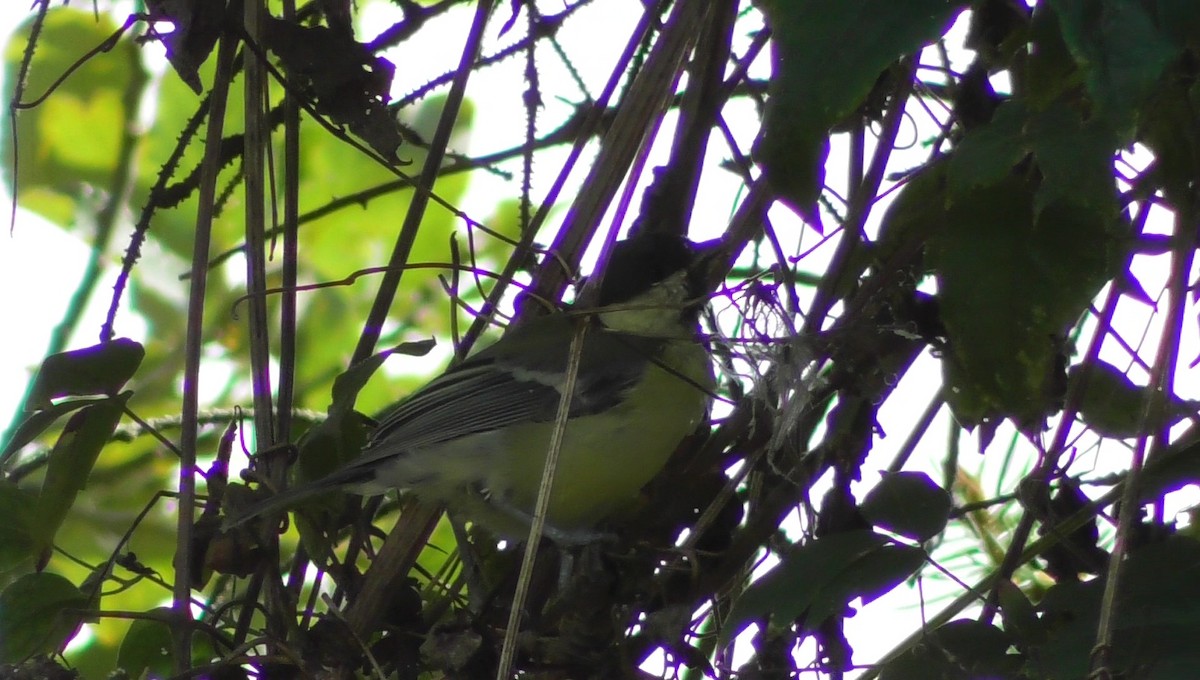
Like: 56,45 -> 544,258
497,322 -> 588,679
174,24 -> 240,674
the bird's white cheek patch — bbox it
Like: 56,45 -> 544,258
508,367 -> 566,392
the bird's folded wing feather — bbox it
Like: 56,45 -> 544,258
349,323 -> 657,470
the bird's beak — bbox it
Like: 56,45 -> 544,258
689,238 -> 730,296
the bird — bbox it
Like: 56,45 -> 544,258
228,231 -> 719,544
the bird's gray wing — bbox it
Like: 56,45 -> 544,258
351,323 -> 656,470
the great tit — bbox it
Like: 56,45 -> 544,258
231,232 -> 717,543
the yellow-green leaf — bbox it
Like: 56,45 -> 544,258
35,392 -> 131,557
0,572 -> 88,662
2,8 -> 142,226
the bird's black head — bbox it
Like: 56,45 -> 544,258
596,232 -> 717,309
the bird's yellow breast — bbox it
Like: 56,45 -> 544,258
471,339 -> 713,536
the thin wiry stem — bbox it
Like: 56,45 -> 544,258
175,24 -> 240,675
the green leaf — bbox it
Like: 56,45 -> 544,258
1071,359 -> 1197,438
117,607 -> 219,678
931,175 -> 1046,426
27,338 -> 144,410
296,343 -> 431,495
1140,68 -> 1200,207
1032,536 -> 1200,678
948,100 -> 1030,197
0,572 -> 89,662
724,531 -> 923,645
1026,5 -> 1084,107
755,0 -> 962,214
1028,102 -> 1118,217
0,396 -> 108,462
35,392 -> 131,558
0,481 -> 39,572
950,99 -> 1118,220
117,612 -> 175,679
1154,0 -> 1200,50
928,173 -> 1115,428
873,160 -> 948,271
1,9 -> 142,225
329,341 -> 434,418
996,579 -> 1044,648
299,96 -> 473,292
881,620 -> 1021,679
861,471 -> 951,542
1048,0 -> 1178,137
